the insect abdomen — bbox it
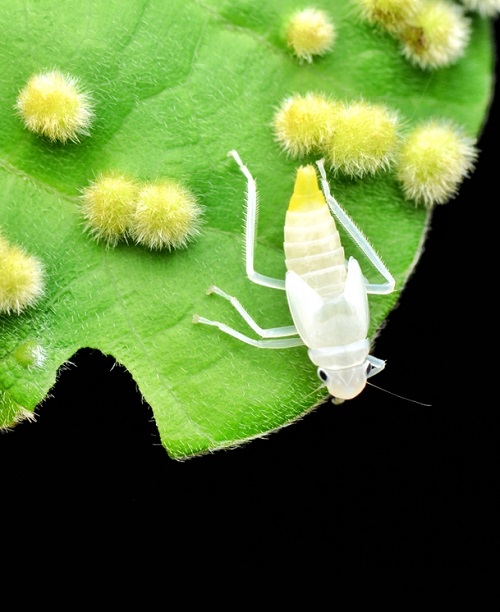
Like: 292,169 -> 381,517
284,166 -> 346,298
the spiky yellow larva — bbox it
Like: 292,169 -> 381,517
399,0 -> 471,70
81,172 -> 139,246
129,180 -> 203,251
396,119 -> 478,207
323,100 -> 401,177
285,7 -> 336,63
15,70 -> 94,143
0,235 -> 45,315
273,93 -> 341,158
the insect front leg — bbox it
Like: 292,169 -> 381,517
205,285 -> 298,338
192,316 -> 303,349
192,284 -> 304,349
192,315 -> 304,348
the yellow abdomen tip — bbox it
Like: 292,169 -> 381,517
288,165 -> 326,212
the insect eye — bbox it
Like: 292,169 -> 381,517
317,368 -> 329,383
366,362 -> 373,376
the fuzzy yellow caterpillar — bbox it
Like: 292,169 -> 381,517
285,7 -> 336,63
129,180 -> 203,250
396,119 -> 477,206
399,0 -> 471,70
81,172 -> 139,246
323,100 -> 401,177
273,93 -> 341,157
15,70 -> 94,143
0,235 -> 45,315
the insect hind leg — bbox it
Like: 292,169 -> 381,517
315,158 -> 395,295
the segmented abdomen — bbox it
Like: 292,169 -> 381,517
284,206 -> 346,298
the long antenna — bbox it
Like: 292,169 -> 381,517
367,381 -> 432,406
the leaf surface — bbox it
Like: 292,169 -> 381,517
0,0 -> 494,458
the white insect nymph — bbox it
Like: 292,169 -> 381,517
193,150 -> 395,403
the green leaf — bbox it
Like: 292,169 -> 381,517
0,0 -> 494,459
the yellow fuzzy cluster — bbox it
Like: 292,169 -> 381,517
0,234 -> 45,315
273,93 -> 401,178
355,0 -> 471,69
273,93 -> 341,157
15,70 -> 94,143
273,92 -> 477,205
81,172 -> 139,246
324,101 -> 401,177
285,7 -> 336,63
81,173 -> 203,250
129,182 -> 203,250
396,119 -> 477,207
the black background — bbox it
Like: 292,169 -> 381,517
2,21 -> 496,566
